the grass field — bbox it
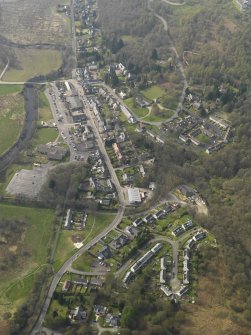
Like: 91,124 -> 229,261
124,98 -> 149,118
3,49 -> 62,82
38,91 -> 53,122
33,128 -> 58,146
141,85 -> 166,100
0,204 -> 55,314
53,213 -> 116,271
143,108 -> 174,122
0,84 -> 23,96
0,88 -> 25,155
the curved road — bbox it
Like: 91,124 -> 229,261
162,0 -> 186,5
31,206 -> 125,335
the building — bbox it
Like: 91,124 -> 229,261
209,115 -> 228,130
106,314 -> 119,327
193,231 -> 207,241
73,278 -> 88,286
47,146 -> 68,161
160,257 -> 166,270
172,226 -> 185,237
37,144 -> 67,161
69,306 -> 87,320
71,110 -> 86,122
151,243 -> 162,253
64,209 -> 72,229
189,136 -> 200,146
97,245 -> 111,260
123,271 -> 133,284
130,250 -> 154,273
62,280 -> 71,292
183,248 -> 190,260
153,210 -> 165,220
66,96 -> 83,111
113,235 -> 129,249
160,285 -> 172,297
182,220 -> 194,231
128,188 -> 141,204
143,214 -> 155,224
160,269 -> 166,284
112,143 -> 123,160
186,238 -> 196,249
179,134 -> 189,143
176,285 -> 190,297
136,97 -> 150,108
132,218 -> 143,228
94,305 -> 106,316
125,225 -> 139,237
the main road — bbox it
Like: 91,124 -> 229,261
31,83 -> 126,335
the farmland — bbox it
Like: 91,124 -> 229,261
0,0 -> 70,45
3,49 -> 62,82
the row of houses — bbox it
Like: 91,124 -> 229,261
123,243 -> 162,284
182,231 -> 207,286
172,219 -> 194,237
132,205 -> 173,228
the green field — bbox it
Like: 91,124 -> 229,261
141,85 -> 166,100
0,84 -> 23,96
124,98 -> 149,118
3,48 -> 62,82
33,127 -> 58,146
143,108 -> 174,123
38,91 -> 53,122
0,204 -> 55,314
197,133 -> 210,144
0,89 -> 25,155
53,213 -> 116,271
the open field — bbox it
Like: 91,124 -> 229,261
0,0 -> 70,45
3,49 -> 62,82
53,213 -> 116,271
141,85 -> 166,100
38,91 -> 54,122
0,204 -> 56,315
143,107 -> 174,122
32,128 -> 59,146
0,84 -> 23,96
0,86 -> 25,155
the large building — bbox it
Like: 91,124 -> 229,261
128,188 -> 141,204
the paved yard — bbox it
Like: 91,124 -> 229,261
6,163 -> 51,197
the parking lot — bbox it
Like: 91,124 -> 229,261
6,164 -> 51,197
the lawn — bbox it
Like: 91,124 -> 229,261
0,204 -> 55,314
3,48 -> 62,82
124,98 -> 149,118
141,85 -> 166,100
38,91 -> 53,122
53,213 -> 116,271
143,108 -> 174,123
0,92 -> 25,155
33,127 -> 58,146
197,133 -> 210,144
0,84 -> 23,96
